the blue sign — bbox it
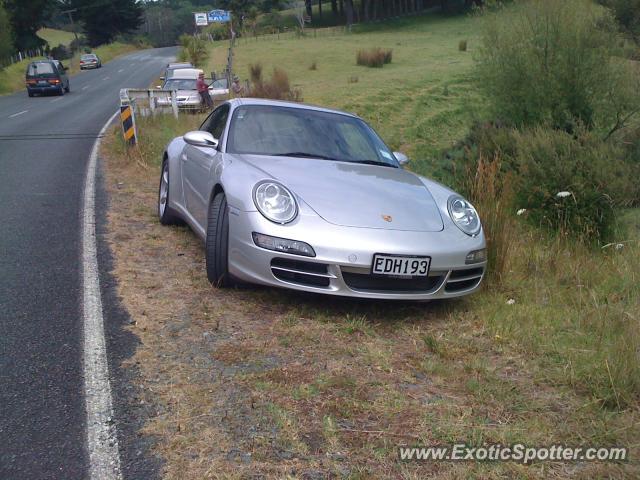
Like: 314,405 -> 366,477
207,10 -> 231,23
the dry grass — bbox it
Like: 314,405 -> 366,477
248,65 -> 302,101
100,113 -> 640,478
356,47 -> 393,68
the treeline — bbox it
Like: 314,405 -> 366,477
140,0 -> 481,47
0,0 -> 142,60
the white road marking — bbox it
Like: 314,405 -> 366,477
82,85 -> 89,90
102,76 -> 110,81
82,110 -> 122,480
51,97 -> 63,103
117,69 -> 123,73
9,110 -> 27,118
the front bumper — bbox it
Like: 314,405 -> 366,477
157,97 -> 202,109
227,210 -> 487,300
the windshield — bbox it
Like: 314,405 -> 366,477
27,62 -> 55,77
163,79 -> 197,90
81,55 -> 96,60
227,105 -> 398,166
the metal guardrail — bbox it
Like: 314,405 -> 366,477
120,88 -> 179,119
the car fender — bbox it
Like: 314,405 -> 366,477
165,136 -> 187,210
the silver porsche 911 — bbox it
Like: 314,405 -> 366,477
158,98 -> 487,300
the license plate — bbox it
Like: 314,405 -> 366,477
372,254 -> 430,277
38,81 -> 47,85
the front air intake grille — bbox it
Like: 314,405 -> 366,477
444,267 -> 484,293
341,271 -> 445,293
271,258 -> 332,288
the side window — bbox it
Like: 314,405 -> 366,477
202,104 -> 230,141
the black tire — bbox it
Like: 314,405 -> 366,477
65,83 -> 70,93
27,90 -> 34,97
158,159 -> 182,225
58,86 -> 64,96
206,192 -> 232,287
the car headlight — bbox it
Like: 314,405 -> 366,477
253,181 -> 298,224
447,195 -> 481,236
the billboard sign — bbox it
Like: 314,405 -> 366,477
207,9 -> 231,23
194,12 -> 208,26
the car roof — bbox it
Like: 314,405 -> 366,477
168,62 -> 193,68
231,98 -> 359,119
168,68 -> 203,79
81,53 -> 97,57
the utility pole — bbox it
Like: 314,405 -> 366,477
61,8 -> 79,53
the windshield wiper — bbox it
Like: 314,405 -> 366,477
273,152 -> 337,161
350,159 -> 398,168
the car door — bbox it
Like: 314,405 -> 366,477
182,104 -> 230,230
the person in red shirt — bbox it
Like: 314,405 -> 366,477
197,72 -> 213,109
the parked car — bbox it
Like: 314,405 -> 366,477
157,68 -> 204,110
25,60 -> 69,97
160,62 -> 193,81
79,53 -> 101,69
158,99 -> 487,300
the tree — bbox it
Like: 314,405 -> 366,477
601,0 -> 640,43
5,0 -> 51,50
72,0 -> 142,46
0,0 -> 13,62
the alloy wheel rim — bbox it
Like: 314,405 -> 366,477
159,167 -> 168,216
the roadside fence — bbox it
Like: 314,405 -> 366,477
0,47 -> 47,69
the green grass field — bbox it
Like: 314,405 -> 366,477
36,28 -> 77,47
207,12 -> 486,178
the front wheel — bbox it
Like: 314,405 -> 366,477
206,193 -> 232,287
158,159 -> 182,225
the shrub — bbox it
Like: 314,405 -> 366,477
309,61 -> 317,71
50,43 -> 71,60
249,62 -> 263,84
458,39 -> 467,51
177,35 -> 208,67
248,67 -> 302,102
509,127 -> 631,241
356,48 -> 393,68
476,0 -> 639,134
448,123 -> 637,242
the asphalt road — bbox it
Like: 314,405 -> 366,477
0,47 -> 176,480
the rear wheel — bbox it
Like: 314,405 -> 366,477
58,87 -> 64,96
206,192 -> 232,287
27,90 -> 34,97
158,159 -> 182,225
65,82 -> 70,93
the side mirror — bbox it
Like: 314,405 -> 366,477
184,130 -> 218,149
394,151 -> 409,166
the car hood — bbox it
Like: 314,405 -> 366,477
236,155 -> 444,232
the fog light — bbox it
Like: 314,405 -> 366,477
465,248 -> 487,264
252,232 -> 315,257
